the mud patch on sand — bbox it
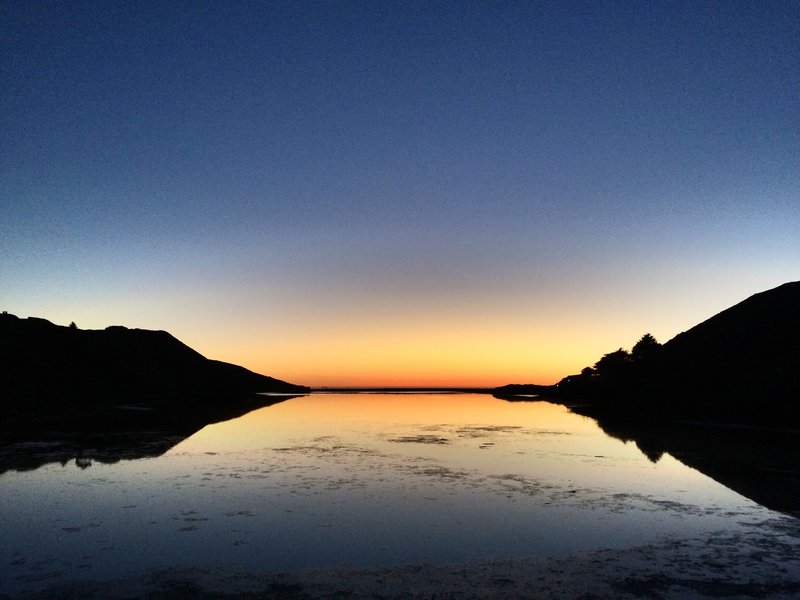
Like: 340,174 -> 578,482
386,435 -> 450,445
455,425 -> 524,437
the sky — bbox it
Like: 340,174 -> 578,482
2,1 -> 798,387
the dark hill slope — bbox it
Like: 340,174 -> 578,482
656,281 -> 800,415
497,282 -> 800,422
0,313 -> 308,415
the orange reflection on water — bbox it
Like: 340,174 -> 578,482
173,393 -> 599,454
288,393 -> 591,429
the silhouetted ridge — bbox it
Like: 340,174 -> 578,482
496,281 -> 800,423
657,281 -> 800,414
0,314 -> 308,415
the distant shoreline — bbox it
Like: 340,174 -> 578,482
310,387 -> 496,394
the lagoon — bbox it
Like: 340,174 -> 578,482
2,393 -> 798,597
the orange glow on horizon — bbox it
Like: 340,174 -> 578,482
204,323 -> 618,388
125,283 -> 700,390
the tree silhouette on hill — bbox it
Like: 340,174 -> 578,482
500,282 -> 800,423
631,333 -> 660,361
593,348 -> 631,378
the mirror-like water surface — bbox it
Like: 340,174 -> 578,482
0,393 -> 790,596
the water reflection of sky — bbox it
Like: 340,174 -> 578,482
0,394 -> 780,595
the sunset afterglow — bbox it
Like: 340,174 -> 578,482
2,3 -> 798,387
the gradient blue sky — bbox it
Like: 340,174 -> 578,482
2,1 -> 798,386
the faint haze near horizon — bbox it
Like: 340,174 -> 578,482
2,2 -> 798,387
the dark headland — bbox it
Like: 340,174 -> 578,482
496,281 -> 800,424
0,313 -> 308,471
0,313 -> 308,409
496,281 -> 800,517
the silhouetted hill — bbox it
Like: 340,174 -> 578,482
655,281 -> 800,417
0,313 -> 308,416
496,281 -> 800,423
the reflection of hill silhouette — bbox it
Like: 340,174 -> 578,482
0,395 -> 302,474
588,413 -> 800,518
494,395 -> 800,518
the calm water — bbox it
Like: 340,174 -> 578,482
0,393 -> 784,595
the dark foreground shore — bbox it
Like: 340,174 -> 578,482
10,512 -> 800,599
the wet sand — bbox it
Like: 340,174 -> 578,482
12,512 -> 800,599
